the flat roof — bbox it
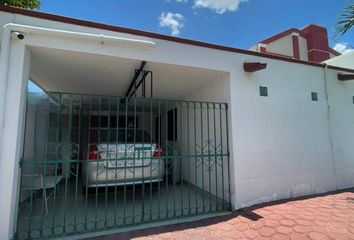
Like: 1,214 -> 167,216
0,5 -> 353,73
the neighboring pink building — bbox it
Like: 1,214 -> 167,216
251,24 -> 340,63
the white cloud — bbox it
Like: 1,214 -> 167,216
194,0 -> 247,14
159,12 -> 185,36
333,42 -> 354,54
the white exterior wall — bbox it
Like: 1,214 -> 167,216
325,68 -> 354,189
231,61 -> 338,208
251,34 -> 308,61
0,38 -> 30,240
265,34 -> 293,57
1,11 -> 354,239
298,35 -> 308,61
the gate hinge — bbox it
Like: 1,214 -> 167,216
19,158 -> 24,168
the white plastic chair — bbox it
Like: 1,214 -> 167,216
21,174 -> 63,216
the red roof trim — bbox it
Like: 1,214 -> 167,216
260,28 -> 306,44
327,65 -> 354,73
338,73 -> 354,81
262,49 -> 294,59
0,5 -> 353,73
328,47 -> 341,56
244,62 -> 267,72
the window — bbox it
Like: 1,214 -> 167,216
259,86 -> 268,97
311,92 -> 318,101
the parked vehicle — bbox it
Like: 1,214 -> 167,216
82,129 -> 165,187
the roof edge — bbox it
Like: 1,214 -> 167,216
328,47 -> 341,56
260,28 -> 306,44
0,5 -> 354,73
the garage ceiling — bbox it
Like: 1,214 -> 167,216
30,47 -> 226,100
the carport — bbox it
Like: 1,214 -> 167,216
16,47 -> 231,239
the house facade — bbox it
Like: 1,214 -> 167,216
0,6 -> 354,240
250,24 -> 340,62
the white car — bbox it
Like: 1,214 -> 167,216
82,129 -> 165,187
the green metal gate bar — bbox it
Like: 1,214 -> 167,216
16,92 -> 231,240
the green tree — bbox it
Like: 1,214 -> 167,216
0,0 -> 40,10
336,1 -> 354,35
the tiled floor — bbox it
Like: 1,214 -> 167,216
91,189 -> 354,240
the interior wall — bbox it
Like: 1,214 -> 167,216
179,76 -> 231,201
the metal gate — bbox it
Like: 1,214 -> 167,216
16,92 -> 231,239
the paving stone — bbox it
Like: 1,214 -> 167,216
296,219 -> 313,226
228,229 -> 245,239
264,219 -> 279,227
275,226 -> 293,234
293,225 -> 312,234
279,219 -> 296,227
308,231 -> 330,240
289,232 -> 310,240
272,233 -> 291,240
248,220 -> 264,230
243,229 -> 259,239
258,227 -> 276,237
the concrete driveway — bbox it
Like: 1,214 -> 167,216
90,189 -> 354,240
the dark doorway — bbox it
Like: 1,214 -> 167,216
167,108 -> 177,141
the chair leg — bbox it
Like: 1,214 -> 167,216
57,183 -> 61,199
44,188 -> 48,216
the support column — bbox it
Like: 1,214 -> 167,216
258,43 -> 267,53
227,71 -> 237,210
0,40 -> 30,240
291,32 -> 300,60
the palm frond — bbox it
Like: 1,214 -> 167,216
335,1 -> 354,36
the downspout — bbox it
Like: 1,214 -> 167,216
0,27 -> 11,150
322,63 -> 339,190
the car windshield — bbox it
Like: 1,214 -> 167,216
99,129 -> 152,144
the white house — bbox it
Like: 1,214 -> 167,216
0,6 -> 354,240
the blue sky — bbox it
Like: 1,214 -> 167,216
38,0 -> 354,53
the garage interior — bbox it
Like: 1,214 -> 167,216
16,47 -> 231,239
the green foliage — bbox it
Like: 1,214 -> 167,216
336,1 -> 354,35
0,0 -> 40,10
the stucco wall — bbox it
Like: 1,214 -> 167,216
298,35 -> 308,61
230,60 -> 339,208
265,34 -> 293,57
325,69 -> 354,189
